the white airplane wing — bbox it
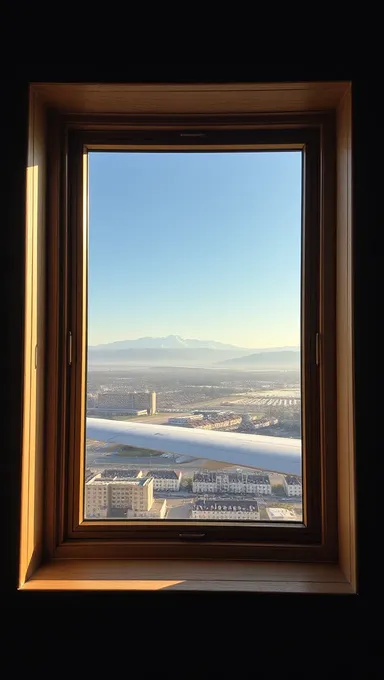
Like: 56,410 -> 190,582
86,418 -> 301,475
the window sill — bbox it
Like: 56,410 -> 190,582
20,559 -> 355,593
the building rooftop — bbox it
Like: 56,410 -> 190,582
193,472 -> 216,482
100,469 -> 141,479
110,478 -> 150,487
89,477 -> 150,487
193,472 -> 270,484
86,477 -> 110,486
146,470 -> 179,479
285,475 -> 302,485
245,474 -> 270,484
100,468 -> 140,479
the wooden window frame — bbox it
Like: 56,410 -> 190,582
19,82 -> 355,593
65,125 -> 326,552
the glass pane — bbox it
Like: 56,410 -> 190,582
85,151 -> 302,522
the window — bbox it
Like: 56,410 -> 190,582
19,82 -> 355,592
85,147 -> 303,524
63,121 -> 330,553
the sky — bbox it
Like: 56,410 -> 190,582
88,151 -> 302,349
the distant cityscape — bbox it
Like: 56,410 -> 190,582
85,352 -> 302,521
85,467 -> 302,521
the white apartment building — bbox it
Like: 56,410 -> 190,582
85,474 -> 154,518
193,472 -> 271,495
109,478 -> 154,512
192,473 -> 217,493
225,473 -> 271,495
191,500 -> 260,521
283,475 -> 302,497
146,470 -> 181,491
85,477 -> 109,518
97,391 -> 156,414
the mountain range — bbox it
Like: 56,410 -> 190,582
89,335 -> 242,351
220,350 -> 300,369
88,335 -> 299,369
89,335 -> 299,353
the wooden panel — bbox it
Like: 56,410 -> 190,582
21,559 -> 353,593
53,540 -> 333,562
21,580 -> 354,593
44,113 -> 68,555
32,82 -> 349,116
62,124 -> 326,557
19,90 -> 46,586
336,87 -> 356,588
19,82 -> 356,592
318,116 -> 338,556
66,139 -> 88,533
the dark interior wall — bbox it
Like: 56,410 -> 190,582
3,66 -> 381,646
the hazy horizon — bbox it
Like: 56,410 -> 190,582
89,333 -> 300,350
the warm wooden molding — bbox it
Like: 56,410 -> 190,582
20,559 -> 354,593
19,90 -> 46,586
54,121 -> 330,562
32,82 -> 349,115
19,81 -> 355,593
336,86 -> 356,589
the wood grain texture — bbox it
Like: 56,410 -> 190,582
66,139 -> 88,533
20,559 -> 353,593
19,90 -> 46,586
20,83 -> 356,593
62,123 -> 325,555
44,113 -> 64,556
52,540 -> 333,562
336,87 -> 356,589
33,82 -> 349,115
318,115 -> 338,557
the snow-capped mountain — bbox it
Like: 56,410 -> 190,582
89,335 -> 244,351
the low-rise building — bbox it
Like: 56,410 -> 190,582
85,473 -> 164,518
192,472 -> 217,493
283,475 -> 302,497
109,477 -> 153,513
193,416 -> 242,430
171,412 -> 242,431
146,470 -> 181,491
168,414 -> 204,424
191,500 -> 259,521
266,507 -> 297,521
85,476 -> 110,518
96,390 -> 156,415
239,473 -> 271,495
192,471 -> 271,495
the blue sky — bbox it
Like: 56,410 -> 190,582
89,151 -> 302,349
